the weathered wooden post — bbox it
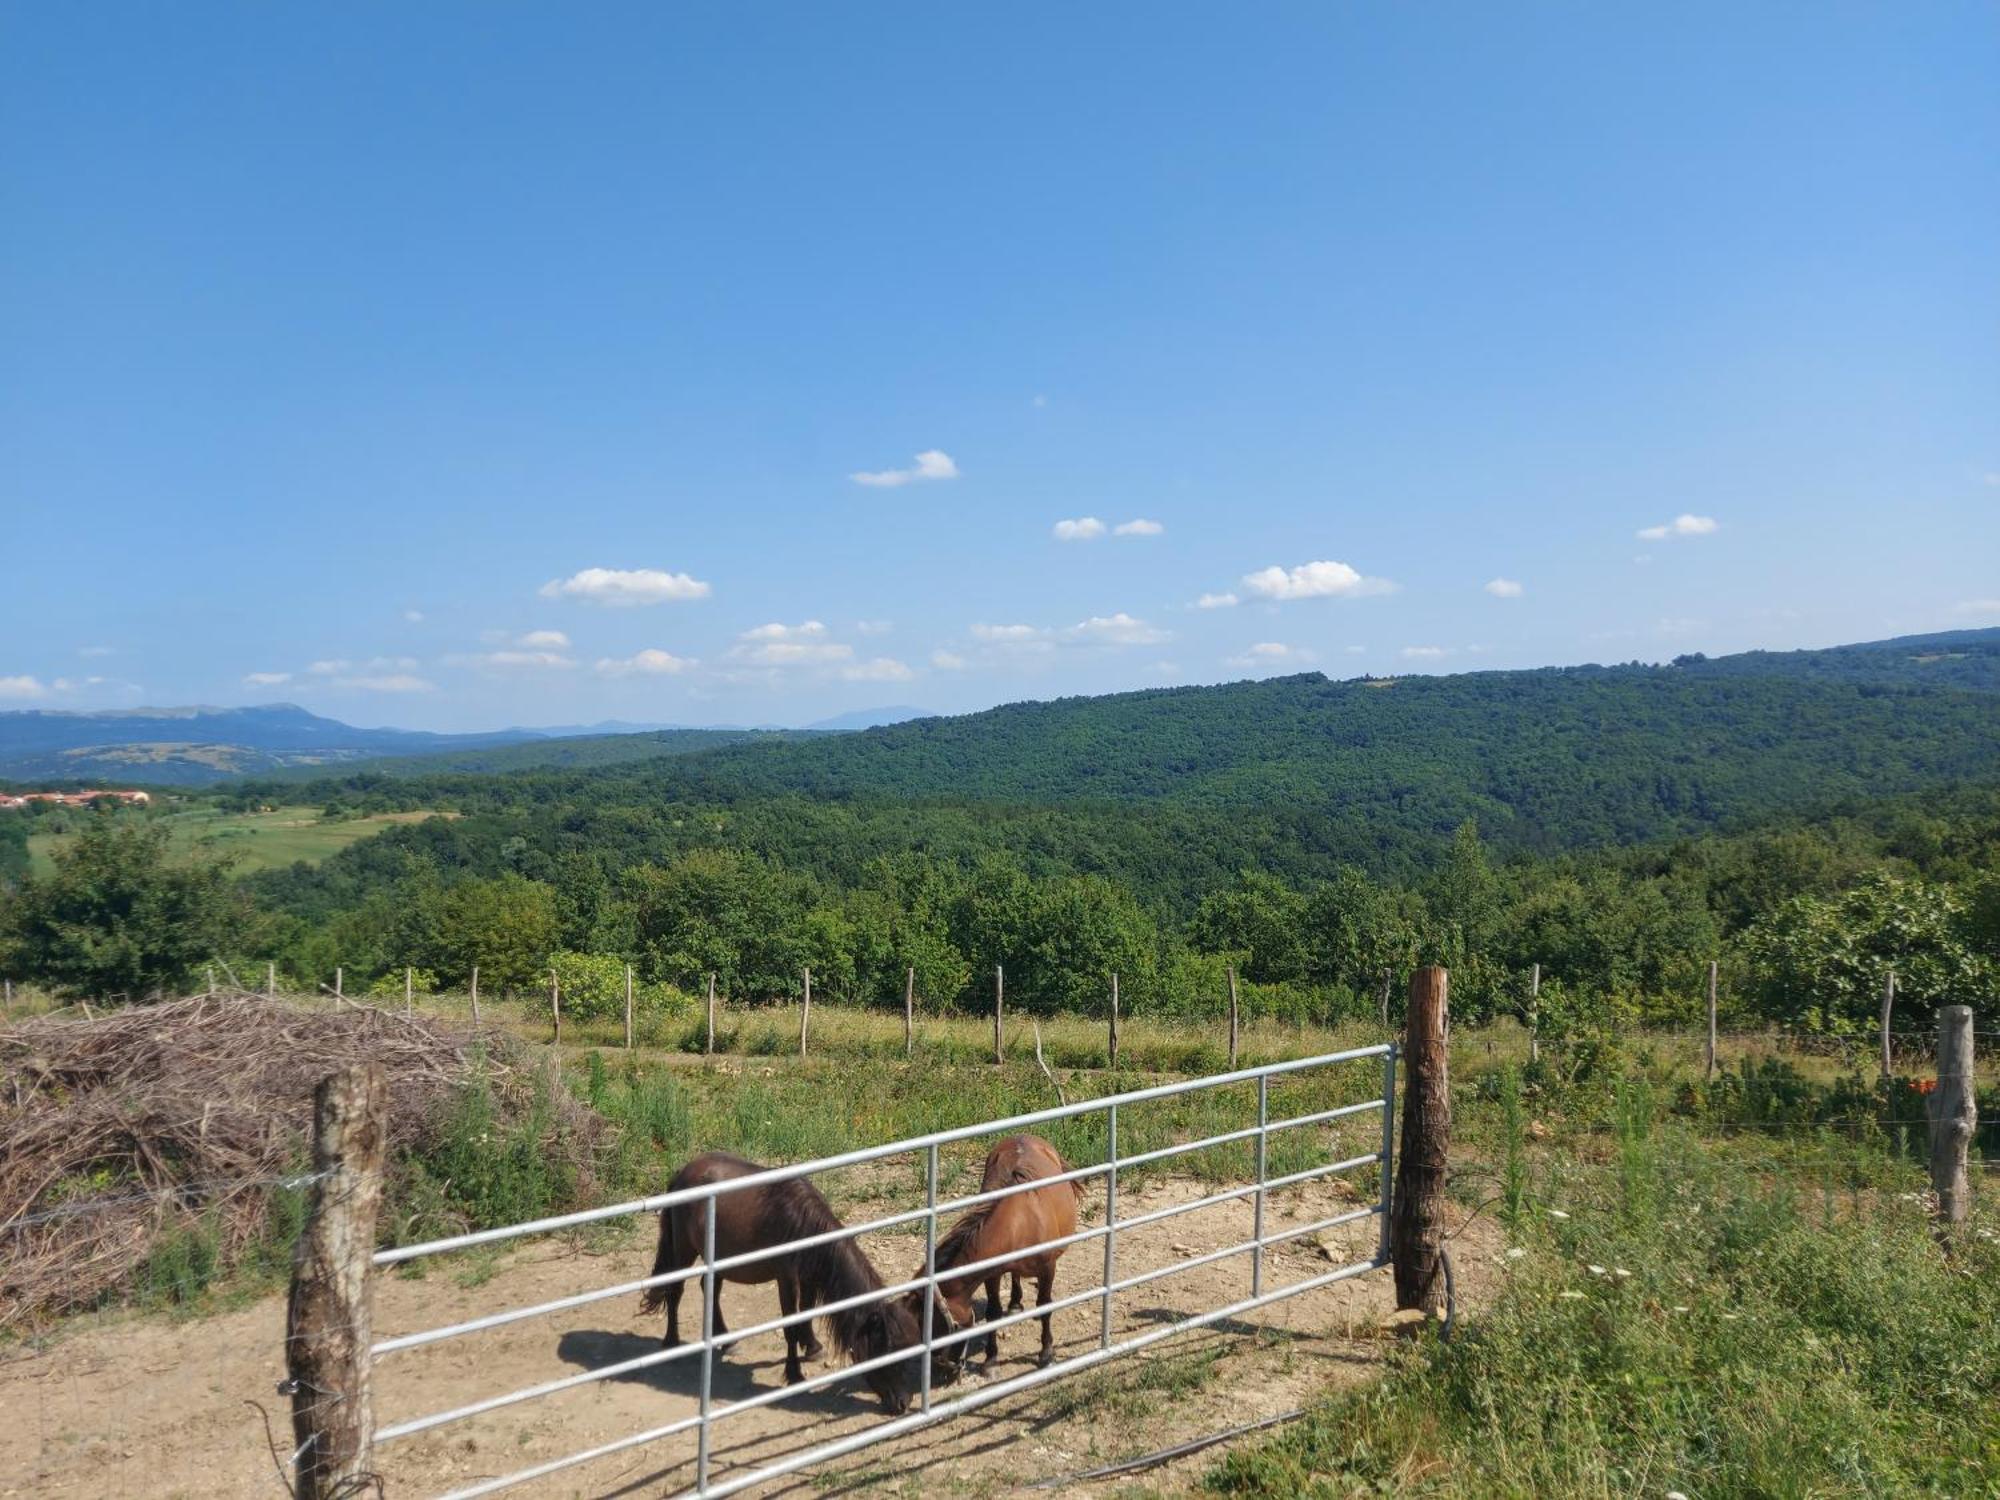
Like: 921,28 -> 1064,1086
1930,1006 -> 1978,1228
267,961 -> 277,1000
404,967 -> 413,1018
903,966 -> 915,1058
1,977 -> 10,1014
1108,971 -> 1120,1070
799,966 -> 811,1059
1227,965 -> 1240,1068
1878,970 -> 1896,1081
286,1063 -> 386,1499
469,965 -> 480,1023
1378,969 -> 1392,1030
1705,960 -> 1719,1084
705,973 -> 716,1056
1527,962 -> 1540,1066
993,964 -> 1004,1065
550,967 -> 561,1045
334,967 -> 343,1006
1391,966 -> 1450,1316
207,966 -> 216,997
623,964 -> 635,1050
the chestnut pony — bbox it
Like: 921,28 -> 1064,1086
909,1134 -> 1082,1369
638,1151 -> 926,1413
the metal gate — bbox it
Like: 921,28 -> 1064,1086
368,1042 -> 1399,1498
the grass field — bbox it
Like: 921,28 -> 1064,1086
23,806 -> 445,878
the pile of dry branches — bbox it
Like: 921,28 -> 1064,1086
0,990 -> 591,1330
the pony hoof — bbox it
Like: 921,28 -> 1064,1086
784,1367 -> 805,1386
801,1341 -> 826,1362
1036,1350 -> 1054,1369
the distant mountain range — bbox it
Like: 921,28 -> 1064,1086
0,702 -> 933,786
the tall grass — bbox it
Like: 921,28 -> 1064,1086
1209,1117 -> 2000,1497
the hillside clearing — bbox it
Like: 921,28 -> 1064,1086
25,807 -> 448,878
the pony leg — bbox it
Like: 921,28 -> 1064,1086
982,1276 -> 1003,1364
777,1273 -> 806,1384
1007,1273 -> 1023,1312
1034,1272 -> 1055,1367
658,1206 -> 694,1349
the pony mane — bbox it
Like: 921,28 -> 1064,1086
779,1177 -> 903,1362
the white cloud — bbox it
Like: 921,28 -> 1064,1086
741,620 -> 828,642
1484,578 -> 1524,599
403,609 -> 426,623
840,656 -> 915,682
336,673 -> 434,692
595,648 -> 695,677
243,671 -> 293,687
1195,591 -> 1239,610
854,619 -> 893,636
1952,599 -> 2000,616
308,655 -> 418,677
930,650 -> 968,670
972,623 -> 1044,643
517,629 -> 570,649
1399,645 -> 1449,660
1114,519 -> 1164,537
1053,517 -> 1107,542
731,620 -> 853,667
459,650 -> 575,670
850,449 -> 960,488
1636,514 -> 1719,542
1226,641 -> 1315,668
1241,560 -> 1395,601
0,675 -> 48,699
1067,612 -> 1171,646
307,659 -> 350,676
540,567 -> 711,606
77,645 -> 115,658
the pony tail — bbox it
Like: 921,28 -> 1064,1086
638,1207 -> 674,1314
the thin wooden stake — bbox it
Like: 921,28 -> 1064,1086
267,961 -> 276,1000
1878,970 -> 1896,1081
1108,971 -> 1120,1070
1227,965 -> 1240,1068
1,978 -> 10,1014
705,973 -> 716,1056
1032,1020 -> 1067,1106
623,964 -> 635,1050
1391,966 -> 1451,1315
207,966 -> 215,997
1705,961 -> 1719,1084
993,964 -> 1004,1065
286,1062 -> 387,1499
1528,962 -> 1540,1067
470,966 -> 479,1023
1930,1005 -> 1978,1228
550,968 -> 561,1045
334,967 -> 343,1005
903,966 -> 915,1058
800,966 -> 812,1059
1378,969 -> 1392,1030
404,967 -> 413,1018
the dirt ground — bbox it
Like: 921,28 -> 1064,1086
1,1174 -> 1495,1500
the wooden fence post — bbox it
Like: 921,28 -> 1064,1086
705,973 -> 716,1056
1527,962 -> 1540,1066
624,964 -> 635,1050
1878,970 -> 1896,1081
267,961 -> 277,1000
469,965 -> 479,1023
404,967 -> 413,1018
550,968 -> 561,1045
1705,961 -> 1719,1084
1227,965 -> 1240,1068
286,1062 -> 386,1499
1391,966 -> 1450,1316
1108,971 -> 1120,1070
334,967 -> 343,1005
1930,1005 -> 1978,1228
1378,969 -> 1392,1030
2,977 -> 10,1014
207,966 -> 216,997
903,966 -> 915,1058
993,964 -> 1004,1065
800,966 -> 811,1059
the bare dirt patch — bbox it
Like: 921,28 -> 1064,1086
1,1177 -> 1496,1499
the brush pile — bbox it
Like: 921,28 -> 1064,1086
0,989 -> 599,1329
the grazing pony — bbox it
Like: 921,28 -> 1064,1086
638,1151 -> 924,1413
909,1134 -> 1082,1370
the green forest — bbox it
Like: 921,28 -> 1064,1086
4,632 -> 1998,1032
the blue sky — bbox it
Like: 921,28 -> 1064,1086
4,3 -> 1996,730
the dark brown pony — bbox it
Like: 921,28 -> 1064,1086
638,1151 -> 925,1413
908,1134 -> 1082,1369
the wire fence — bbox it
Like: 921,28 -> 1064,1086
364,1044 -> 1399,1499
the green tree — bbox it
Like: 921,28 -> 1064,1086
438,874 -> 559,993
0,816 -> 244,1001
